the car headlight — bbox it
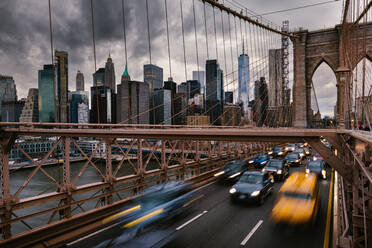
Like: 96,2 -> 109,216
285,147 -> 289,151
229,188 -> 237,194
268,151 -> 273,155
249,160 -> 254,164
295,159 -> 300,162
300,153 -> 304,157
261,168 -> 266,172
214,171 -> 225,177
277,169 -> 282,174
229,172 -> 241,178
278,152 -> 283,155
260,161 -> 267,165
322,169 -> 326,179
251,190 -> 260,197
306,169 -> 310,174
313,157 -> 317,161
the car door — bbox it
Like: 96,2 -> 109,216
262,173 -> 270,196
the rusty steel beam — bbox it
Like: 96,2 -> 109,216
202,0 -> 295,38
306,138 -> 352,182
1,128 -> 338,143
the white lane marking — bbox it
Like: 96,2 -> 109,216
191,181 -> 216,193
176,211 -> 208,231
240,220 -> 264,246
67,222 -> 119,246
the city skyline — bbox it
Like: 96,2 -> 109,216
0,0 -> 344,116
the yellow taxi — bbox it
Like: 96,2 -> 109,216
270,172 -> 319,225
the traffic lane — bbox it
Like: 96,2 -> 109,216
163,165 -> 331,248
244,170 -> 331,248
67,181 -> 233,248
163,180 -> 281,248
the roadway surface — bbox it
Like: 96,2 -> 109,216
69,156 -> 333,248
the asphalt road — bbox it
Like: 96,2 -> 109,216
69,156 -> 332,248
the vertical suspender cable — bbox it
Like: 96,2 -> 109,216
221,11 -> 228,91
121,0 -> 128,69
164,0 -> 172,78
234,16 -> 239,60
146,0 -> 152,67
203,2 -> 209,60
180,0 -> 188,82
146,0 -> 155,123
91,0 -> 100,124
48,0 -> 54,67
192,0 -> 200,83
213,7 -> 219,61
228,14 -> 234,89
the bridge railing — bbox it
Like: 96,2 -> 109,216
0,129 -> 274,244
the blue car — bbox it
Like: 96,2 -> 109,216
249,153 -> 270,168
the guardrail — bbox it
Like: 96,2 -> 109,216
0,129 -> 275,246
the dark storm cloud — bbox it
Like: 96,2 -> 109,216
0,0 -> 343,118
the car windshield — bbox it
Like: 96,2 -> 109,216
294,149 -> 304,153
239,174 -> 263,184
304,147 -> 310,151
288,144 -> 295,147
273,147 -> 283,152
308,161 -> 322,169
286,153 -> 298,159
255,154 -> 267,160
266,161 -> 282,168
224,161 -> 243,170
283,192 -> 312,200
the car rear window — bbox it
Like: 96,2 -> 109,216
283,192 -> 312,199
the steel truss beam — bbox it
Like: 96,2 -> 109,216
0,131 -> 275,246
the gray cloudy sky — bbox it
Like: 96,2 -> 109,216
0,0 -> 344,117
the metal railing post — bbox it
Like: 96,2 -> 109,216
62,137 -> 72,218
0,138 -> 12,239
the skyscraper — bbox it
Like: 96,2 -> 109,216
164,78 -> 177,124
150,89 -> 171,125
76,70 -> 85,91
1,100 -> 24,122
0,75 -> 17,121
38,65 -> 55,123
104,55 -> 116,92
144,64 -> 163,91
20,88 -> 39,122
238,49 -> 250,119
253,77 -> 268,127
268,49 -> 283,108
93,68 -> 105,87
55,50 -> 69,123
225,91 -> 233,104
206,60 -> 224,125
69,91 -> 89,123
186,80 -> 201,100
117,66 -> 149,124
192,71 -> 205,94
90,85 -> 115,124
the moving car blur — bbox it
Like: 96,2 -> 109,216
214,160 -> 250,182
293,148 -> 305,159
285,143 -> 296,152
306,160 -> 327,179
285,152 -> 302,167
229,171 -> 274,205
270,172 -> 319,226
249,153 -> 270,168
268,146 -> 286,157
96,181 -> 199,247
263,159 -> 289,181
